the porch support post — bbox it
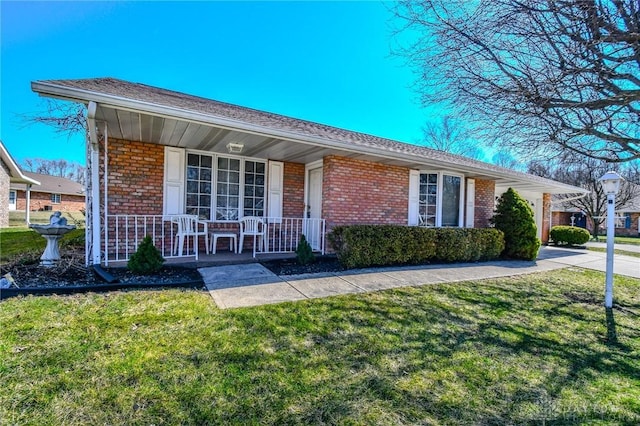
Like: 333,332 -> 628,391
25,184 -> 32,224
87,101 -> 101,266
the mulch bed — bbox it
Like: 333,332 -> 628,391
0,250 -> 203,299
260,255 -> 344,276
0,251 -> 344,299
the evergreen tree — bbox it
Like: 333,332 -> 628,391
492,188 -> 540,260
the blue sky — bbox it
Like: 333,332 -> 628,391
1,1 -> 434,166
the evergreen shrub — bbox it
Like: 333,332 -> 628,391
295,234 -> 315,265
328,225 -> 504,269
128,235 -> 165,275
491,188 -> 541,260
550,225 -> 590,246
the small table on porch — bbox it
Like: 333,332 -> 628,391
209,232 -> 238,254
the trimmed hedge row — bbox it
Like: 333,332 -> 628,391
328,225 -> 505,269
549,225 -> 590,246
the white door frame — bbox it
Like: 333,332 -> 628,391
304,160 -> 323,251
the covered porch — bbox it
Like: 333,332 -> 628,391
103,214 -> 325,265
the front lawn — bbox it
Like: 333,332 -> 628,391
1,269 -> 639,424
0,227 -> 85,264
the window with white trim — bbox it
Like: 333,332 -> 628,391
9,190 -> 16,205
51,193 -> 61,204
417,172 -> 463,227
185,152 -> 266,221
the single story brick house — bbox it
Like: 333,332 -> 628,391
0,140 -> 40,227
10,171 -> 85,213
32,78 -> 587,266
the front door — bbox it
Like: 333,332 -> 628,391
9,190 -> 16,211
305,167 -> 323,251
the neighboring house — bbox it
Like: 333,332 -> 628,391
10,172 -> 85,213
0,140 -> 40,227
32,78 -> 588,266
552,190 -> 640,237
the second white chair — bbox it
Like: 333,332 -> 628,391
239,216 -> 266,258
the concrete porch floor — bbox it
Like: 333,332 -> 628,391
107,250 -> 301,269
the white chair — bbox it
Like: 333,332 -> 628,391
172,215 -> 209,259
239,216 -> 266,258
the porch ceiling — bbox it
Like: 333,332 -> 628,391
96,104 -> 356,165
95,104 -> 579,195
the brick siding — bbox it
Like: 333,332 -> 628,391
473,178 -> 495,229
322,155 -> 409,228
14,190 -> 85,212
101,139 -> 164,215
283,161 -> 305,218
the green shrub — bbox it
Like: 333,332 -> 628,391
127,235 -> 165,275
295,234 -> 315,265
491,188 -> 540,260
328,225 -> 503,269
550,225 -> 590,246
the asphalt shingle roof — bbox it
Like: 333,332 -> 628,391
33,77 -> 588,194
10,172 -> 84,196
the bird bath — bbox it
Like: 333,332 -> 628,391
29,212 -> 76,267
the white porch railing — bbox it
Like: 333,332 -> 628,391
262,217 -> 326,255
104,215 -> 325,265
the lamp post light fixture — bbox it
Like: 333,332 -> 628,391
598,170 -> 623,309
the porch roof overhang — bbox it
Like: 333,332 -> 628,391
32,78 -> 588,195
0,140 -> 40,185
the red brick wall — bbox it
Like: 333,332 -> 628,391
474,178 -> 495,228
283,162 -> 305,218
322,155 -> 409,228
102,139 -> 164,215
14,190 -> 85,212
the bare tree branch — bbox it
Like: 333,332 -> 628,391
419,115 -> 486,159
19,99 -> 87,139
393,0 -> 640,162
528,153 -> 640,237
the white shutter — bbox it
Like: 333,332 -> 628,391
163,147 -> 185,216
267,161 -> 284,220
408,170 -> 420,226
465,178 -> 475,228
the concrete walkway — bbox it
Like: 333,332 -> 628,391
199,246 -> 639,309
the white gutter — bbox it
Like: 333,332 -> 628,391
32,80 -> 588,195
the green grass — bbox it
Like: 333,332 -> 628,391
1,268 -> 639,424
0,228 -> 85,264
591,236 -> 640,246
8,210 -> 85,227
614,236 -> 640,245
588,246 -> 640,258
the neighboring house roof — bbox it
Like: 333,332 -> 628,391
0,140 -> 40,185
553,183 -> 640,213
32,77 -> 588,195
10,171 -> 84,196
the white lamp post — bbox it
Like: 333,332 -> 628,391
598,171 -> 623,308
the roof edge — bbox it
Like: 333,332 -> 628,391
0,140 -> 40,185
31,79 -> 589,195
